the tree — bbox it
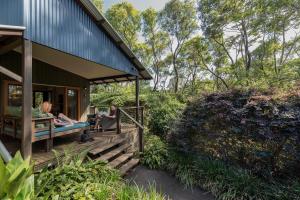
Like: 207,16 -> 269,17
159,0 -> 198,93
92,0 -> 103,13
105,2 -> 141,52
180,36 -> 229,90
198,0 -> 300,88
142,8 -> 169,91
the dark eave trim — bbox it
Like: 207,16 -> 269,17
89,74 -> 143,84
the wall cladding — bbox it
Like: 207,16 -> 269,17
0,0 -> 24,26
0,0 -> 138,76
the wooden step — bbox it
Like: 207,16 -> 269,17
109,153 -> 134,168
96,143 -> 131,161
89,138 -> 125,155
119,158 -> 139,176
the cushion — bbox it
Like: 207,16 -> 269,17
35,122 -> 90,138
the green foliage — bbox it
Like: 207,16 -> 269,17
142,135 -> 168,169
0,152 -> 34,200
92,0 -> 103,13
105,2 -> 141,52
35,151 -> 165,200
197,0 -> 300,92
103,0 -> 299,93
159,0 -> 198,92
146,93 -> 184,137
142,135 -> 300,200
141,8 -> 169,91
91,87 -> 184,138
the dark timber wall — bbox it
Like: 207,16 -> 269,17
0,51 -> 90,120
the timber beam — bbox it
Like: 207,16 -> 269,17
0,65 -> 22,82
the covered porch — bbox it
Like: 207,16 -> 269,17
0,24 -> 148,166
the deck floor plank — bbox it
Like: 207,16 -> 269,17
32,132 -> 121,171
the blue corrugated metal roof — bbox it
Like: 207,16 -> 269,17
0,0 -> 152,79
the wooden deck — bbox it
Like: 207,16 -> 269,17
1,130 -> 127,171
35,131 -> 128,171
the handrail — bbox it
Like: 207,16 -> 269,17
121,106 -> 144,109
118,108 -> 144,130
0,140 -> 12,162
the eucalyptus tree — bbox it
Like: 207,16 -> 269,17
180,36 -> 229,90
260,0 -> 300,74
142,8 -> 169,91
198,0 -> 259,73
198,0 -> 300,87
105,2 -> 141,52
159,0 -> 198,93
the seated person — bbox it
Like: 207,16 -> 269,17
41,101 -> 79,127
94,105 -> 117,130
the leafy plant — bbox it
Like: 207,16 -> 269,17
0,151 -> 34,200
142,134 -> 168,169
146,93 -> 184,137
35,150 -> 165,200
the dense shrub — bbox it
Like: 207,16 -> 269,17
170,89 -> 300,178
142,136 -> 300,200
141,134 -> 168,169
35,151 -> 165,200
146,93 -> 184,137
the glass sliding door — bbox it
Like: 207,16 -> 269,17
66,88 -> 79,120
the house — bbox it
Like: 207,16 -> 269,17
0,0 -> 151,171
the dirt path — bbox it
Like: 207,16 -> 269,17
125,166 -> 214,200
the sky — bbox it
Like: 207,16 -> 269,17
103,0 -> 169,11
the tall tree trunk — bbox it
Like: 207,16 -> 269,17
241,20 -> 251,72
273,32 -> 278,75
173,61 -> 179,93
279,21 -> 286,69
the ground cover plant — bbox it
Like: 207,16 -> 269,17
35,151 -> 166,200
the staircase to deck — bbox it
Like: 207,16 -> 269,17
88,136 -> 139,176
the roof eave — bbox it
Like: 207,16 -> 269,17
79,0 -> 152,80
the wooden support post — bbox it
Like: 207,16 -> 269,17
135,76 -> 140,122
116,108 -> 121,134
21,39 -> 32,159
135,77 -> 143,152
140,107 -> 144,152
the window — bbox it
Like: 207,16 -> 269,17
67,89 -> 79,119
8,84 -> 22,107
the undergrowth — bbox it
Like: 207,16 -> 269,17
142,135 -> 300,200
35,150 -> 166,200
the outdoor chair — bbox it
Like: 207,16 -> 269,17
87,114 -> 117,132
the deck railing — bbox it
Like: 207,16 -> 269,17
90,106 -> 145,152
117,107 -> 144,152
